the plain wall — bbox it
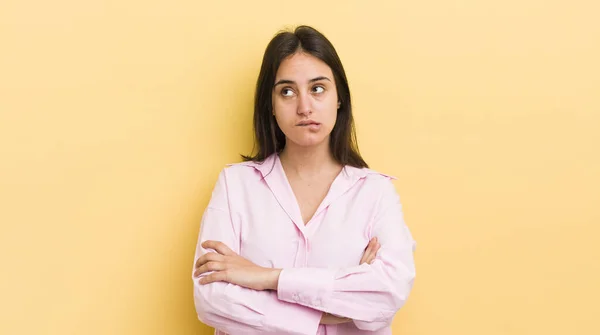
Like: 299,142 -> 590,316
1,1 -> 599,334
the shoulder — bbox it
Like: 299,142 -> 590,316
223,161 -> 262,174
344,165 -> 397,183
344,165 -> 401,200
219,155 -> 276,181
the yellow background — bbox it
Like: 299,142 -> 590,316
1,1 -> 599,334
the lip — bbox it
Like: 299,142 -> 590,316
296,120 -> 321,126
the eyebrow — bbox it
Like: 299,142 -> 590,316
273,76 -> 331,87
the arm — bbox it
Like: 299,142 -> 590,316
197,230 -> 382,326
276,179 -> 416,331
192,170 -> 322,335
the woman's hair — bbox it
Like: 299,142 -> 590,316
242,25 -> 368,168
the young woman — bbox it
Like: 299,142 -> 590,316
192,25 -> 416,335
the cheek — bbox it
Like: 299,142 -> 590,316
272,103 -> 295,129
322,102 -> 338,127
272,97 -> 286,113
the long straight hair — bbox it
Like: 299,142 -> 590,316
242,25 -> 368,168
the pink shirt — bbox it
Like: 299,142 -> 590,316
192,154 -> 416,335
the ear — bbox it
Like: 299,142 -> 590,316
337,101 -> 341,109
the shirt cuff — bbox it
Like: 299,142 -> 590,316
263,293 -> 322,335
277,267 -> 335,309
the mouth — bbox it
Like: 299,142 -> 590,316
296,121 -> 321,126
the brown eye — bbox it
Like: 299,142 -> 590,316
281,88 -> 294,97
312,86 -> 325,94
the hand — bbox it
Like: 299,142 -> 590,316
194,240 -> 281,291
320,312 -> 352,325
360,237 -> 380,265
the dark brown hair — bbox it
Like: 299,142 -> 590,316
242,25 -> 368,168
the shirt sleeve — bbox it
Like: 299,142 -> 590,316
276,178 -> 417,331
192,169 -> 322,335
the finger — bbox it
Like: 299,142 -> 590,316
368,237 -> 378,251
360,249 -> 372,264
194,261 -> 226,277
362,238 -> 377,262
367,243 -> 381,264
198,271 -> 228,285
364,238 -> 380,264
201,240 -> 235,256
195,253 -> 216,269
323,314 -> 352,325
359,243 -> 371,264
360,238 -> 376,264
195,252 -> 225,269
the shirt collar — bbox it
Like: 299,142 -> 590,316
233,153 -> 395,181
230,153 -> 395,233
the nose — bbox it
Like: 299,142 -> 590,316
296,92 -> 312,116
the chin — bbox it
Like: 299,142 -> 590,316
289,135 -> 329,148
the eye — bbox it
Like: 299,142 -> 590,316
281,88 -> 294,97
312,85 -> 325,94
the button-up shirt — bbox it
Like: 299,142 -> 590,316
193,154 -> 416,335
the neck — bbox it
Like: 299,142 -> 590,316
279,139 -> 340,178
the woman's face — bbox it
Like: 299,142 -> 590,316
272,52 -> 339,149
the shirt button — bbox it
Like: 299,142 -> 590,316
292,293 -> 299,301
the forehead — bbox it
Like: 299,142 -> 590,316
275,52 -> 334,81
